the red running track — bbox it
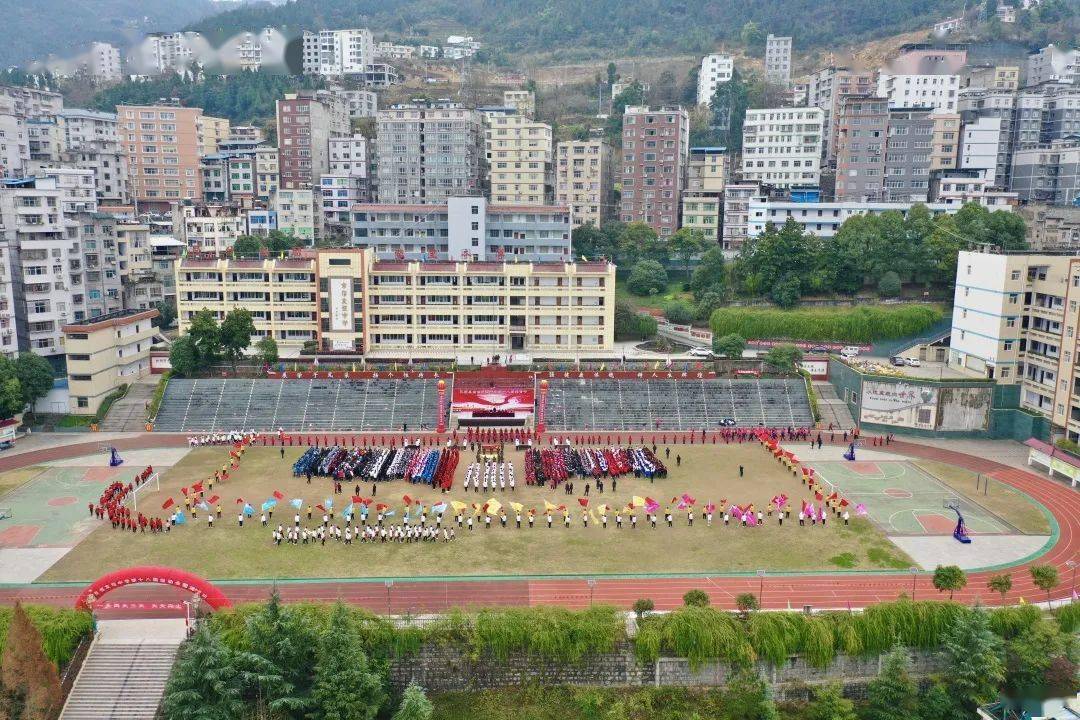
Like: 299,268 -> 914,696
0,434 -> 1077,615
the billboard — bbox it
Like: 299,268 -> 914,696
328,277 -> 352,332
860,381 -> 938,429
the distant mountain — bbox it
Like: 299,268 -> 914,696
186,0 -> 964,60
0,0 -> 220,68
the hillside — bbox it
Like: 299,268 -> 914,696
186,0 -> 965,63
0,0 -> 221,68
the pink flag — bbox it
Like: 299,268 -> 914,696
705,502 -> 716,514
746,513 -> 757,527
855,503 -> 868,516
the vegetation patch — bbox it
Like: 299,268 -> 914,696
710,305 -> 944,344
828,552 -> 858,569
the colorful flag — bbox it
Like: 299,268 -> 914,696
174,511 -> 186,525
235,497 -> 244,504
450,500 -> 468,512
161,498 -> 175,510
578,497 -> 589,507
242,503 -> 255,516
432,502 -> 448,515
207,495 -> 220,505
192,481 -> 204,493
272,490 -> 284,500
403,494 -> 413,506
290,498 -> 303,509
509,502 -> 524,513
352,495 -> 364,504
632,495 -> 647,507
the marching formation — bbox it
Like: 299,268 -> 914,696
292,444 -> 459,490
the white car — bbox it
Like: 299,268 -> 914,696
905,357 -> 921,367
688,347 -> 713,357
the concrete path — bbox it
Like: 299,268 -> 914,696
96,619 -> 188,643
889,534 -> 1051,572
100,379 -> 157,432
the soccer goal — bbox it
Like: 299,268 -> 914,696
127,472 -> 160,513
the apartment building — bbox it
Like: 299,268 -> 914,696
375,102 -> 485,204
115,220 -> 165,311
1025,44 -> 1079,87
351,196 -> 571,261
964,65 -> 1020,91
1011,140 -> 1080,206
555,138 -> 612,230
883,109 -> 959,202
697,54 -> 735,106
62,308 -> 157,414
959,115 -> 1005,186
274,189 -> 317,242
199,116 -> 230,157
834,96 -> 888,202
503,90 -> 536,119
485,114 -> 552,205
746,198 -> 961,239
87,42 -> 122,84
134,32 -> 199,74
686,147 -> 727,192
619,105 -> 690,237
720,183 -> 757,254
0,85 -> 64,119
877,72 -> 960,112
117,104 -> 206,210
255,147 -> 279,202
741,107 -> 823,190
949,250 -> 1080,437
26,117 -> 62,164
175,248 -> 615,355
276,91 -> 350,191
173,204 -> 244,253
54,109 -> 130,205
680,193 -> 721,244
320,175 -> 367,236
0,97 -> 28,178
1018,205 -> 1080,251
337,89 -> 378,120
887,44 -> 968,75
301,29 -> 375,77
328,134 -> 369,178
929,169 -> 1019,209
765,35 -> 793,87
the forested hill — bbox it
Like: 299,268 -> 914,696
187,0 -> 963,60
0,0 -> 220,67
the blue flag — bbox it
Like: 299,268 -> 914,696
174,511 -> 187,525
290,498 -> 303,510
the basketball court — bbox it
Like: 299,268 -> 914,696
811,460 -> 1017,536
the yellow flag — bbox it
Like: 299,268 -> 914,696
486,498 -> 502,516
544,500 -> 558,512
510,502 -> 524,513
653,360 -> 661,370
450,500 -> 467,512
632,496 -> 646,508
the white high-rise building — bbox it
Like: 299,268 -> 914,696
88,42 -> 122,83
877,72 -> 960,112
697,54 -> 735,106
741,107 -> 823,189
765,35 -> 793,87
301,29 -> 375,77
1025,44 -> 1080,87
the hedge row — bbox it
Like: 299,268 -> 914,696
709,305 -> 944,344
0,606 -> 94,668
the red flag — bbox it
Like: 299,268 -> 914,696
839,499 -> 850,507
180,486 -> 189,496
578,497 -> 589,507
192,481 -> 204,493
352,495 -> 364,504
235,497 -> 244,504
316,504 -> 326,512
272,490 -> 284,500
815,491 -> 824,501
207,495 -> 220,505
827,492 -> 839,501
161,498 -> 175,510
557,504 -> 566,511
403,494 -> 413,506
376,503 -> 388,511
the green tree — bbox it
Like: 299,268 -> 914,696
169,336 -> 200,378
690,247 -> 727,299
917,681 -> 957,720
1004,617 -> 1077,692
614,298 -> 657,341
668,228 -> 705,280
735,219 -> 818,303
632,598 -> 655,620
1029,564 -> 1059,604
247,590 -> 317,716
572,223 -> 606,260
14,353 -> 54,411
682,589 -> 710,607
740,21 -> 766,51
734,593 -> 759,614
155,300 -> 177,329
710,67 -> 754,150
626,260 -> 668,296
256,336 -> 279,366
606,82 -> 647,143
664,300 -> 695,325
713,333 -> 747,359
804,683 -> 857,720
232,235 -> 262,256
188,309 -> 222,369
764,344 -> 803,372
0,356 -> 25,420
987,574 -> 1012,605
606,62 -> 618,86
877,271 -> 901,298
162,625 -> 260,720
392,684 -> 433,720
721,668 -> 778,720
220,309 -> 256,371
862,647 -> 919,720
309,603 -> 386,720
939,608 -> 1005,710
932,565 -> 967,599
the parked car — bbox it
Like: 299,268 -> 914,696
890,356 -> 906,367
720,418 -> 737,427
688,346 -> 713,357
840,346 -> 861,358
810,345 -> 829,353
905,357 -> 921,367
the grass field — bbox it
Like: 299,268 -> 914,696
0,466 -> 42,499
615,279 -> 694,312
909,459 -> 1050,535
39,443 -> 913,581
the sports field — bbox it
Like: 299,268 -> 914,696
811,460 -> 1048,536
38,443 -> 916,581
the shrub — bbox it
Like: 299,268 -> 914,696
635,607 -> 753,668
632,599 -> 655,620
0,605 -> 93,668
877,271 -> 902,298
663,300 -> 695,325
709,305 -> 944,344
94,383 -> 129,424
614,298 -> 658,341
682,590 -> 710,607
147,371 -> 171,421
626,260 -> 668,296
734,593 -> 759,614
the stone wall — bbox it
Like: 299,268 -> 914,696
388,643 -> 945,695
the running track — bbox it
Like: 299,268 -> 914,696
0,434 -> 1077,615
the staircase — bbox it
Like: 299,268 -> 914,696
99,380 -> 157,432
59,620 -> 186,720
814,381 -> 857,431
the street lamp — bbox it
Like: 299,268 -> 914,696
1067,559 -> 1078,597
756,569 -> 766,608
910,567 -> 919,600
587,578 -> 597,607
384,579 -> 394,617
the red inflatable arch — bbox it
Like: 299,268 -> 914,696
75,566 -> 232,611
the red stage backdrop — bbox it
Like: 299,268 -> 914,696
451,387 -> 535,414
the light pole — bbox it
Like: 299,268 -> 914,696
910,567 -> 919,600
587,578 -> 597,607
756,569 -> 766,608
1067,559 -> 1078,597
384,579 -> 394,617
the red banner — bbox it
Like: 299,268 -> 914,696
451,387 -> 535,413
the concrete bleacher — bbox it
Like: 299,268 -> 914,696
542,377 -> 813,431
153,377 -> 448,432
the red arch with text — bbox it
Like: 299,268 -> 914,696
75,566 -> 232,611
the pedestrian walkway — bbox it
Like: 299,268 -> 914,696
100,379 -> 157,432
814,381 -> 856,431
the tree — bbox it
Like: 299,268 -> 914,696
932,565 -> 967,599
169,336 -> 200,378
734,593 -> 759,614
188,309 -> 222,369
606,62 -> 618,86
1,604 -> 62,720
14,353 -> 53,412
682,589 -> 710,607
309,603 -> 386,720
877,271 -> 901,298
664,300 -> 695,325
392,684 -> 433,720
804,683 -> 857,720
626,260 -> 668,296
769,275 -> 802,308
162,625 -> 262,720
690,247 -> 727,299
939,608 -> 1005,710
721,668 -> 778,720
862,647 -> 919,720
668,228 -> 704,280
155,300 -> 177,329
713,334 -> 747,359
256,336 -> 279,366
740,21 -> 765,51
632,598 -> 655,620
987,574 -> 1012,604
571,223 -> 606,260
1004,617 -> 1076,693
763,344 -> 803,372
1029,564 -> 1059,604
232,235 -> 263,256
246,590 -> 317,716
614,299 -> 657,341
219,309 -> 256,371
917,681 -> 958,720
0,356 -> 25,420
